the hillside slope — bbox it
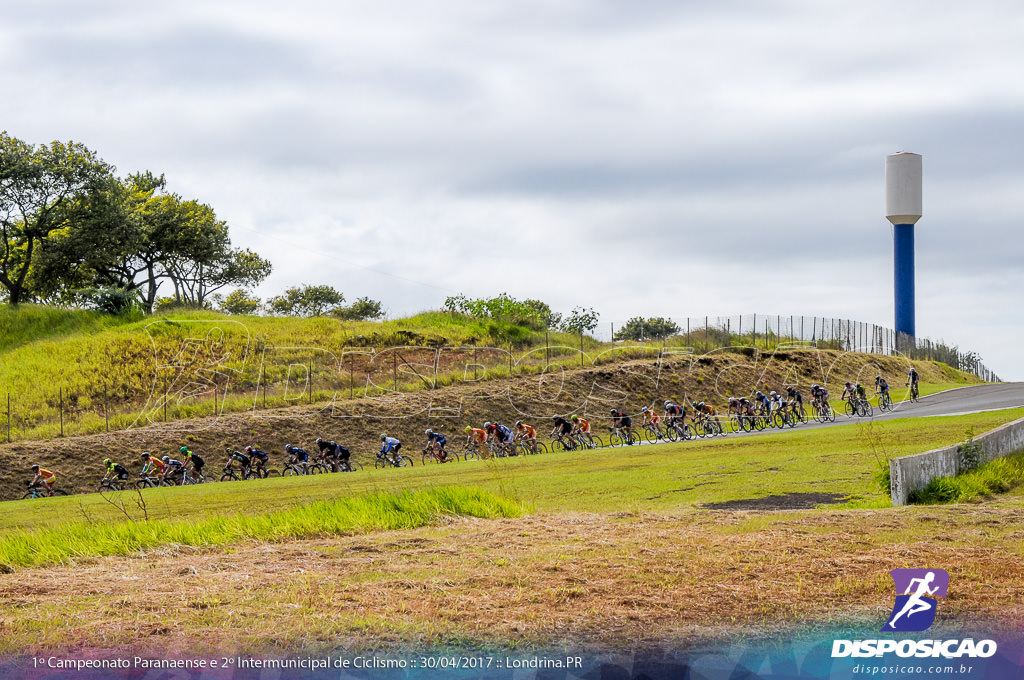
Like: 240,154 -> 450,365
0,347 -> 977,500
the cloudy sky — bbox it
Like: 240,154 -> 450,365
3,0 -> 1023,379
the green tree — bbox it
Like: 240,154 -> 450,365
442,292 -> 560,330
333,296 -> 385,321
0,132 -> 113,304
561,306 -> 600,335
267,284 -> 345,317
216,288 -> 262,315
613,316 -> 681,341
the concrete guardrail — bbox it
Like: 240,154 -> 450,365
890,415 -> 1024,505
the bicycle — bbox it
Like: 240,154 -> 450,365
281,460 -> 310,476
693,413 -> 725,437
877,389 -> 894,412
549,432 -> 577,452
609,426 -> 640,447
812,398 -> 836,423
22,482 -> 67,499
664,418 -> 695,441
513,437 -> 547,456
844,395 -> 873,418
906,382 -> 920,402
98,477 -> 128,492
375,451 -> 414,468
422,447 -> 460,464
462,441 -> 484,461
640,421 -> 666,443
571,431 -> 602,450
135,473 -> 171,489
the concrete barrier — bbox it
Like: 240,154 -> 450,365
890,415 -> 1024,505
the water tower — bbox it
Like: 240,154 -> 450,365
885,152 -> 922,341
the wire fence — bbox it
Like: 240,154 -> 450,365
0,313 -> 1000,444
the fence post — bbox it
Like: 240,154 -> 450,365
104,387 -> 109,433
6,392 -> 10,443
59,387 -> 64,437
545,331 -> 549,366
611,323 -> 614,361
349,357 -> 354,399
393,352 -> 398,391
752,313 -> 756,347
579,331 -> 584,367
474,347 -> 478,381
509,343 -> 513,376
263,366 -> 267,407
309,359 -> 313,403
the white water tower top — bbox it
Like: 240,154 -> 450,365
885,152 -> 922,225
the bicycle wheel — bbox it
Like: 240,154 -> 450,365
609,431 -> 622,447
664,424 -> 679,442
643,426 -> 659,443
21,490 -> 42,499
399,456 -> 413,467
535,441 -> 549,453
462,448 -> 480,461
346,461 -> 363,472
374,458 -> 388,470
860,401 -> 873,418
422,452 -> 434,465
264,468 -> 281,478
843,400 -> 855,417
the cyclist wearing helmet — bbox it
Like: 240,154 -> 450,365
550,415 -> 573,441
425,429 -> 448,462
101,457 -> 130,482
906,367 -> 919,386
284,444 -> 310,472
726,396 -> 742,416
244,445 -> 269,475
663,400 -> 685,429
514,420 -> 537,452
610,408 -> 634,444
379,434 -> 402,459
180,446 -> 205,481
465,425 -> 487,448
140,452 -> 167,477
753,391 -> 771,415
572,414 -> 592,441
163,455 -> 186,485
737,397 -> 755,416
875,375 -> 890,396
30,464 -> 56,495
640,406 -> 660,428
487,423 -> 515,453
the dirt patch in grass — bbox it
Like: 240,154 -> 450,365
702,492 -> 846,511
1,505 -> 1022,656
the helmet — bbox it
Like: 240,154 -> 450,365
285,444 -> 294,451
141,452 -> 149,459
315,437 -> 323,445
464,426 -> 472,432
31,464 -> 39,471
770,391 -> 777,397
103,458 -> 111,466
571,415 -> 579,421
876,375 -> 882,380
812,383 -> 820,389
484,421 -> 491,428
610,409 -> 617,415
641,406 -> 648,412
551,415 -> 559,420
379,434 -> 386,440
845,381 -> 851,386
161,456 -> 170,463
425,429 -> 433,435
664,400 -> 671,407
515,421 -> 523,427
179,446 -> 188,454
245,446 -> 254,453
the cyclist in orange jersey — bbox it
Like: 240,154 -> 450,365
464,425 -> 487,445
30,465 -> 56,495
141,452 -> 167,478
641,406 -> 660,426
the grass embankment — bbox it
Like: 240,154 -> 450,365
0,487 -> 520,568
3,408 -> 1022,565
909,452 -> 1024,504
0,304 -> 980,442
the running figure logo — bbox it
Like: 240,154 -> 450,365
881,568 -> 949,632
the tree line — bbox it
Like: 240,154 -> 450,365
0,132 -> 272,312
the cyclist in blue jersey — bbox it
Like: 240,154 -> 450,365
425,429 -> 449,462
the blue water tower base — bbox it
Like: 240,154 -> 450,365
894,223 -> 915,339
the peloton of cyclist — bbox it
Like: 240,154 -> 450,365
425,429 -> 449,462
30,464 -> 56,496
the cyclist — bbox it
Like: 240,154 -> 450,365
284,443 -> 310,473
767,392 -> 781,415
225,448 -> 252,477
810,383 -> 831,414
693,400 -> 716,417
487,422 -> 516,455
906,367 -> 920,392
30,464 -> 56,496
465,425 -> 488,452
737,397 -> 755,417
101,458 -> 130,484
514,421 -> 537,452
379,434 -> 402,462
425,428 -> 449,462
875,375 -> 890,398
753,391 -> 771,416
245,445 -> 269,475
162,455 -> 186,485
315,437 -> 340,471
140,452 -> 167,479
573,414 -> 594,445
550,415 -> 573,447
664,400 -> 685,430
726,396 -> 742,417
841,382 -> 858,406
641,406 -> 661,429
785,386 -> 804,417
180,446 -> 205,482
610,408 -> 633,444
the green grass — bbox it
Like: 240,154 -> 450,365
908,452 -> 1024,504
0,486 -> 521,568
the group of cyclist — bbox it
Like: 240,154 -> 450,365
25,367 -> 925,495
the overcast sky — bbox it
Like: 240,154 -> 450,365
3,0 -> 1023,379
